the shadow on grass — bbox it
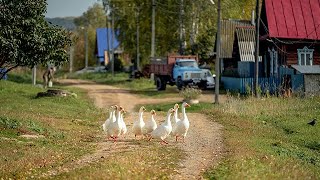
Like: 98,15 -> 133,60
7,74 -> 33,84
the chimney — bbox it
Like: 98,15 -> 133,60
251,10 -> 255,26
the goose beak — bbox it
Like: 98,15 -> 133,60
185,103 -> 191,108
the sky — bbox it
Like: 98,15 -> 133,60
46,0 -> 99,18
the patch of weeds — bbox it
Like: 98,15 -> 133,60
27,121 -> 45,134
282,127 -> 298,135
49,131 -> 66,139
0,117 -> 21,129
305,141 -> 320,151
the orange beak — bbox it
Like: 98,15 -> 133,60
185,103 -> 191,108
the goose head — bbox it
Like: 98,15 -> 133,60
139,106 -> 146,113
150,110 -> 156,116
109,105 -> 114,111
174,104 -> 179,110
120,106 -> 126,113
182,102 -> 191,108
167,108 -> 176,115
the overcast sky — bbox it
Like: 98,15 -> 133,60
46,0 -> 99,18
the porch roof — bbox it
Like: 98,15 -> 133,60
291,65 -> 320,74
218,20 -> 252,58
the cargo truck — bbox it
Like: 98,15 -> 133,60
149,55 -> 208,91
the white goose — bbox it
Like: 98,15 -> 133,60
172,102 -> 191,142
132,106 -> 146,139
119,107 -> 127,136
149,108 -> 175,144
144,110 -> 158,136
102,105 -> 116,132
106,106 -> 123,142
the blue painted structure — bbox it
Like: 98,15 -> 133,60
0,68 -> 8,80
96,28 -> 120,63
238,62 -> 264,77
222,76 -> 281,93
221,66 -> 304,94
279,67 -> 304,90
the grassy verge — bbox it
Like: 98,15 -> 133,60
0,80 -> 104,178
140,97 -> 320,179
204,96 -> 320,179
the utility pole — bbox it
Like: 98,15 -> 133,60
254,0 -> 260,97
69,46 -> 74,73
32,65 -> 36,86
151,0 -> 156,58
179,0 -> 185,55
136,6 -> 140,71
85,29 -> 88,69
111,5 -> 115,78
215,0 -> 221,104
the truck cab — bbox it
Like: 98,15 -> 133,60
173,59 -> 207,90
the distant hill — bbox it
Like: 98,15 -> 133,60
45,17 -> 77,31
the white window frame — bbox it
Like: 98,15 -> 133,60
268,47 -> 278,76
297,46 -> 314,66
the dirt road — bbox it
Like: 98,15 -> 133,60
54,79 -> 224,179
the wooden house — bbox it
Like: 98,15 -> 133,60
259,0 -> 320,95
220,0 -> 320,95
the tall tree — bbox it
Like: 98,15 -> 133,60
101,0 -> 256,66
0,0 -> 71,79
73,3 -> 107,69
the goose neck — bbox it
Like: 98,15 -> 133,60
139,112 -> 144,121
182,106 -> 187,119
165,112 -> 172,125
174,109 -> 178,119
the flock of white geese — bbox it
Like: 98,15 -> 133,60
102,102 -> 191,144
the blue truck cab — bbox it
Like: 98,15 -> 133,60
173,59 -> 207,90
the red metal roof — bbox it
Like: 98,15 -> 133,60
265,0 -> 320,40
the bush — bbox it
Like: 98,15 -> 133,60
179,87 -> 202,100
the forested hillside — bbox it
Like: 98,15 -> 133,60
45,17 -> 76,30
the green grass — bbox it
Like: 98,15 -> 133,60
0,80 -> 103,178
0,75 -> 185,179
203,96 -> 320,179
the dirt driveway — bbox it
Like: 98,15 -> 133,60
56,79 -> 224,179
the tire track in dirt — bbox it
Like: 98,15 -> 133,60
48,79 -> 224,179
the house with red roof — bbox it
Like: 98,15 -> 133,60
259,0 -> 320,95
219,0 -> 320,95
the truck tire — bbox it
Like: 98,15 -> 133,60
156,77 -> 166,91
176,77 -> 183,90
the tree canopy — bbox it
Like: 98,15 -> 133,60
0,0 -> 71,79
101,0 -> 255,66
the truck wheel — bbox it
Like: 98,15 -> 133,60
176,77 -> 183,90
156,77 -> 166,91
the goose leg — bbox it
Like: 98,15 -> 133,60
161,140 -> 168,145
113,136 -> 118,143
175,136 -> 178,142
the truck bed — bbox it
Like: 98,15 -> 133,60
150,64 -> 173,76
